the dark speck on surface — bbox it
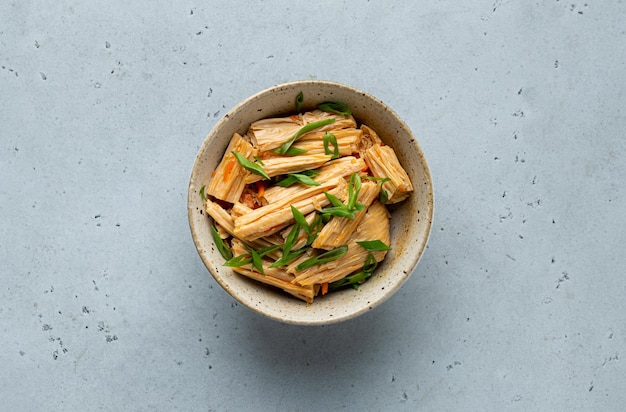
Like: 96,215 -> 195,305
556,272 -> 570,289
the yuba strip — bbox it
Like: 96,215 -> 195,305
233,267 -> 315,303
230,240 -> 314,303
290,128 -> 362,157
292,201 -> 390,286
312,181 -> 379,250
204,198 -> 235,236
279,211 -> 318,251
357,124 -> 384,155
261,156 -> 365,204
364,144 -> 414,204
248,111 -> 354,153
206,133 -> 256,203
244,154 -> 332,184
302,109 -> 356,130
233,178 -> 347,240
205,199 -> 281,257
248,115 -> 303,153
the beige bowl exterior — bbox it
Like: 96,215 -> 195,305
188,80 -> 433,325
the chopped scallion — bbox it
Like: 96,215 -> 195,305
295,91 -> 304,112
275,171 -> 320,187
270,248 -> 306,268
379,189 -> 389,203
249,249 -> 264,274
320,173 -> 364,220
232,151 -> 270,180
347,173 -> 362,210
364,176 -> 391,203
211,226 -> 232,260
276,118 -> 335,155
224,254 -> 252,268
356,240 -> 391,252
280,146 -> 308,156
317,101 -> 351,116
323,132 -> 340,159
290,205 -> 310,233
329,253 -> 378,290
296,245 -> 348,271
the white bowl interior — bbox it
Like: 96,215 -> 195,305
188,80 -> 433,325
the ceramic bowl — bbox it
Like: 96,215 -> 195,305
188,80 -> 433,325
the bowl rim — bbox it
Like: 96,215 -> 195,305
187,79 -> 434,325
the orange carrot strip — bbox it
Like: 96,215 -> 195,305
256,181 -> 265,198
223,159 -> 235,182
321,282 -> 329,295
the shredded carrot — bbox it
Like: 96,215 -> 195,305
289,115 -> 299,121
256,181 -> 265,198
223,159 -> 235,182
321,282 -> 328,295
360,164 -> 369,173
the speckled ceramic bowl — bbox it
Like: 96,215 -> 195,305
188,80 -> 433,325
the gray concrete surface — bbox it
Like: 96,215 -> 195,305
2,1 -> 625,410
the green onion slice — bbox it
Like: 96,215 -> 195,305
317,101 -> 351,116
232,151 -> 270,180
274,175 -> 298,187
289,173 -> 319,186
224,254 -> 252,268
290,205 -> 310,234
306,214 -> 323,246
323,191 -> 345,208
224,244 -> 279,272
379,190 -> 389,203
250,249 -> 263,274
276,118 -> 335,155
323,132 -> 340,159
356,240 -> 391,252
200,185 -> 207,201
270,212 -> 302,268
320,190 -> 363,220
329,253 -> 378,290
363,176 -> 391,203
296,245 -> 348,271
275,171 -> 320,187
320,174 -> 365,220
270,248 -> 306,268
255,244 -> 281,257
347,173 -> 362,210
280,146 -> 308,156
320,206 -> 358,220
211,226 -> 233,260
283,220 -> 300,254
295,91 -> 304,112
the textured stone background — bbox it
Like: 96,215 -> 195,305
2,1 -> 625,410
